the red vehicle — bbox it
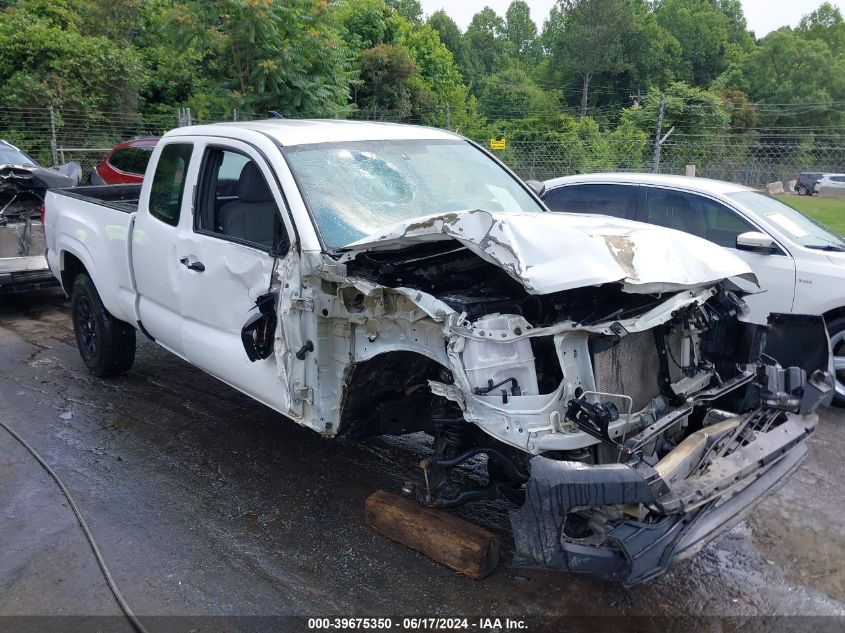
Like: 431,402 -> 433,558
90,137 -> 159,185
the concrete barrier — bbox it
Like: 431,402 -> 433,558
787,180 -> 797,193
766,181 -> 784,195
818,186 -> 845,199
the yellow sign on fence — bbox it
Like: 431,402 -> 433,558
489,138 -> 506,150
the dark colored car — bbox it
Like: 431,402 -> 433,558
0,139 -> 80,292
795,172 -> 823,195
90,137 -> 159,185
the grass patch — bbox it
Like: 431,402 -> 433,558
781,196 -> 845,235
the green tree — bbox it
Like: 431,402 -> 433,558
463,7 -> 509,81
330,0 -> 401,51
621,81 -> 731,170
356,43 -> 421,118
715,0 -> 754,50
397,22 -> 481,129
211,0 -> 351,116
504,1 -> 538,59
476,63 -> 557,121
426,9 -> 465,71
490,113 -> 649,178
134,0 -> 217,114
624,6 -> 681,90
621,82 -> 731,136
716,89 -> 758,130
798,2 -> 845,54
715,28 -> 845,128
546,0 -> 637,116
0,0 -> 143,113
397,24 -> 458,96
386,0 -> 422,25
654,0 -> 731,86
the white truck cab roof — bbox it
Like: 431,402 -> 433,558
165,119 -> 460,147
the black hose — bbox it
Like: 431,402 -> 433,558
0,419 -> 150,633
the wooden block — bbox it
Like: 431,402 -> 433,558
364,490 -> 500,579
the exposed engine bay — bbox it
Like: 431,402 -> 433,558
290,215 -> 833,583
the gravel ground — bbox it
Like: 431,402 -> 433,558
1,289 -> 844,628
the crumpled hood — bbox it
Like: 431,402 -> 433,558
340,210 -> 757,295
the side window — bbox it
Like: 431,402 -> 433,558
108,149 -> 132,172
643,188 -> 755,248
127,147 -> 154,175
149,143 -> 193,226
543,184 -> 636,219
195,147 -> 287,252
833,176 -> 845,183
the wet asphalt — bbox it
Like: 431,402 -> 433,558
1,289 -> 844,623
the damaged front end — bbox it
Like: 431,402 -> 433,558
329,210 -> 832,584
0,162 -> 79,292
511,324 -> 828,583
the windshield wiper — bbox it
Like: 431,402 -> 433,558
806,244 -> 845,252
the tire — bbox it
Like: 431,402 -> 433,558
797,184 -> 809,196
827,315 -> 845,407
71,273 -> 136,377
88,170 -> 106,186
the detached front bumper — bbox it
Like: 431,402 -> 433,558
511,411 -> 816,584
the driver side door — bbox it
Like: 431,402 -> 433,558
175,140 -> 301,415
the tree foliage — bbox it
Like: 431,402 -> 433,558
715,27 -> 845,128
545,0 -> 638,116
654,0 -> 732,86
0,0 -> 142,112
504,1 -> 538,59
463,7 -> 509,81
0,0 -> 843,165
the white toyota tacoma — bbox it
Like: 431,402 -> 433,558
45,120 -> 834,583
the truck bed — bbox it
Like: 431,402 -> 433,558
55,183 -> 142,213
45,185 -> 141,324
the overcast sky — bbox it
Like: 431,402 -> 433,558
418,1 -> 845,37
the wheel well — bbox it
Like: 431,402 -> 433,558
823,306 -> 845,326
60,252 -> 88,293
337,351 -> 454,438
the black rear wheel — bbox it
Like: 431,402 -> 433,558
71,273 -> 136,377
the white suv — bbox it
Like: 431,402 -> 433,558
815,173 -> 845,192
542,173 -> 845,404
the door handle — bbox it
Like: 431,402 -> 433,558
179,257 -> 205,272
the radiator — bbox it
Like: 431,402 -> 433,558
591,329 -> 685,412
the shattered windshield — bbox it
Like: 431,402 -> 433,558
283,139 -> 545,249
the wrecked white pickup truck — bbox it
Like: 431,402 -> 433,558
45,120 -> 834,583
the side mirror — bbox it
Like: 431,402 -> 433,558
525,180 -> 546,197
241,291 -> 278,361
736,231 -> 776,254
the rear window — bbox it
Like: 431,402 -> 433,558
149,143 -> 193,226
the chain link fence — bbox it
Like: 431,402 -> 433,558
492,136 -> 845,188
0,106 -> 250,175
2,106 -> 844,189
